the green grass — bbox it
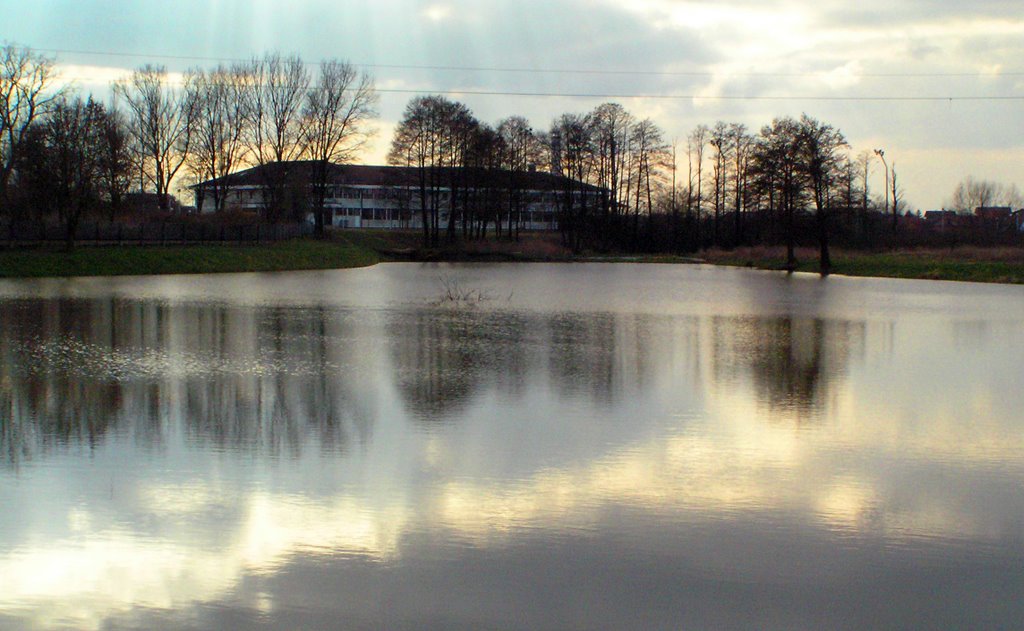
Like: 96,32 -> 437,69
7,235 -> 1020,285
0,238 -> 379,278
830,255 -> 1024,284
702,247 -> 1024,285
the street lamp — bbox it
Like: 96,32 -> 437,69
874,149 -> 889,217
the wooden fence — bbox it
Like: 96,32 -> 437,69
1,221 -> 313,248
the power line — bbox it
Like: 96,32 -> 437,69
41,47 -> 1023,102
54,74 -> 1024,102
36,46 -> 1024,79
373,88 -> 1024,102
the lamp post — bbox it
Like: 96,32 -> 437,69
874,149 -> 889,217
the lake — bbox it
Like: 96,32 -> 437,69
1,263 -> 1022,630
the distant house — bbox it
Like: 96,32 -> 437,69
1013,209 -> 1024,232
124,192 -> 184,215
975,206 -> 1012,222
924,210 -> 960,230
191,161 -> 605,231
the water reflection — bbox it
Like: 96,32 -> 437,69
710,316 -> 865,423
1,265 -> 1023,630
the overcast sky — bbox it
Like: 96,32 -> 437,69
3,0 -> 1022,208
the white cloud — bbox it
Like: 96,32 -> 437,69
421,4 -> 453,23
4,0 -> 1020,206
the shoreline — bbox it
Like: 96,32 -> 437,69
1,234 -> 1022,286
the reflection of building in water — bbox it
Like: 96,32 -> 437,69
3,298 -> 708,462
386,309 -> 701,424
709,316 -> 865,423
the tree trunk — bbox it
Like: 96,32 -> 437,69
818,210 -> 831,275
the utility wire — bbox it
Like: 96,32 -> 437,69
54,74 -> 1024,102
373,88 -> 1024,101
42,47 -> 1024,102
36,46 -> 1024,79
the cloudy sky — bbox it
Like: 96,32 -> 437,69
3,0 -> 1022,208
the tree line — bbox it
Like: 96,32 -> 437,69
390,93 -> 1022,265
387,96 -> 873,270
1,44 -> 376,243
2,43 -> 1019,261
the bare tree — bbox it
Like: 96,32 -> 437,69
752,116 -> 804,269
187,64 -> 251,213
590,103 -> 633,218
302,59 -> 377,236
388,95 -> 462,245
709,121 -> 731,247
798,113 -> 848,275
856,150 -> 873,239
243,53 -> 311,220
442,101 -> 479,242
497,116 -> 544,239
95,104 -> 133,219
891,163 -> 904,220
1003,184 -> 1023,209
551,112 -> 595,252
728,122 -> 752,246
950,176 -> 1001,213
17,96 -> 108,245
115,65 -> 197,211
688,124 -> 708,247
1,44 -> 62,214
464,122 -> 505,238
628,117 -> 669,247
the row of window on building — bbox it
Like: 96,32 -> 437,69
229,187 -> 573,205
330,208 -> 558,223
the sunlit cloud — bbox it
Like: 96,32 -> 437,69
610,0 -> 805,32
421,4 -> 453,23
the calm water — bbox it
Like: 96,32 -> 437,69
1,263 -> 1022,630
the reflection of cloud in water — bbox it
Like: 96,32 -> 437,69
2,404 -> 1020,629
2,269 -> 1024,628
0,490 -> 409,630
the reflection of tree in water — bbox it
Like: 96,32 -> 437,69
387,310 -> 533,423
710,315 -> 864,421
182,305 -> 376,457
548,312 -> 617,405
388,309 -> 671,423
0,298 -> 378,466
4,294 -> 699,462
1,299 -> 130,468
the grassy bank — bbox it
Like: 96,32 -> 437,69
699,246 -> 1024,284
0,238 -> 379,278
4,231 -> 1022,285
333,232 -> 1024,285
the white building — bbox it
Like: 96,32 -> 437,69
192,162 -> 606,231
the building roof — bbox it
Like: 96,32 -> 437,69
193,161 -> 605,193
975,206 -> 1012,217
